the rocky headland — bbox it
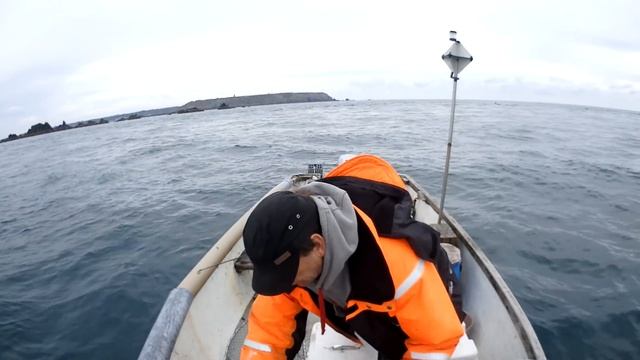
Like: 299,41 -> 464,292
1,92 -> 335,143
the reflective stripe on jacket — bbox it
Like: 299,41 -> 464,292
241,154 -> 463,359
320,154 -> 464,320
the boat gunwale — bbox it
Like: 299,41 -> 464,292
402,174 -> 546,359
145,173 -> 547,360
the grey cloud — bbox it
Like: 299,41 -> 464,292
609,84 -> 634,91
412,82 -> 430,88
583,36 -> 640,53
0,65 -> 80,135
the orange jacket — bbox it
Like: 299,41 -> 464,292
241,155 -> 463,360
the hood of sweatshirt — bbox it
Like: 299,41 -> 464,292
294,182 -> 358,308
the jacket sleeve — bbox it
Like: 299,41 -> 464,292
240,293 -> 308,360
394,260 -> 464,359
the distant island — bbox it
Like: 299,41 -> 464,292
1,92 -> 335,143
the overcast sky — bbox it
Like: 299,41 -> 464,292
1,0 -> 638,136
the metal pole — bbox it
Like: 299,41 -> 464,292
438,77 -> 458,224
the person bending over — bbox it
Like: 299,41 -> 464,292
240,154 -> 463,360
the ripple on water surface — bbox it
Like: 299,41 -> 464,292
0,100 -> 639,359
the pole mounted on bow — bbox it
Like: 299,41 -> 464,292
438,30 -> 473,224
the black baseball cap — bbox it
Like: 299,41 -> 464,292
243,191 -> 321,295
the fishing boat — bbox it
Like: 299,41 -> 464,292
138,161 -> 546,360
140,31 -> 545,360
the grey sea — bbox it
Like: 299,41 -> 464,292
1,100 -> 639,359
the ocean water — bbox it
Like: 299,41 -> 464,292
0,100 -> 638,359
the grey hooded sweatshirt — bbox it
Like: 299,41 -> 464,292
294,182 -> 359,308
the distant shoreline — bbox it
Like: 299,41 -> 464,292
1,92 -> 335,143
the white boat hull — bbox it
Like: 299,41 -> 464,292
140,175 -> 545,360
